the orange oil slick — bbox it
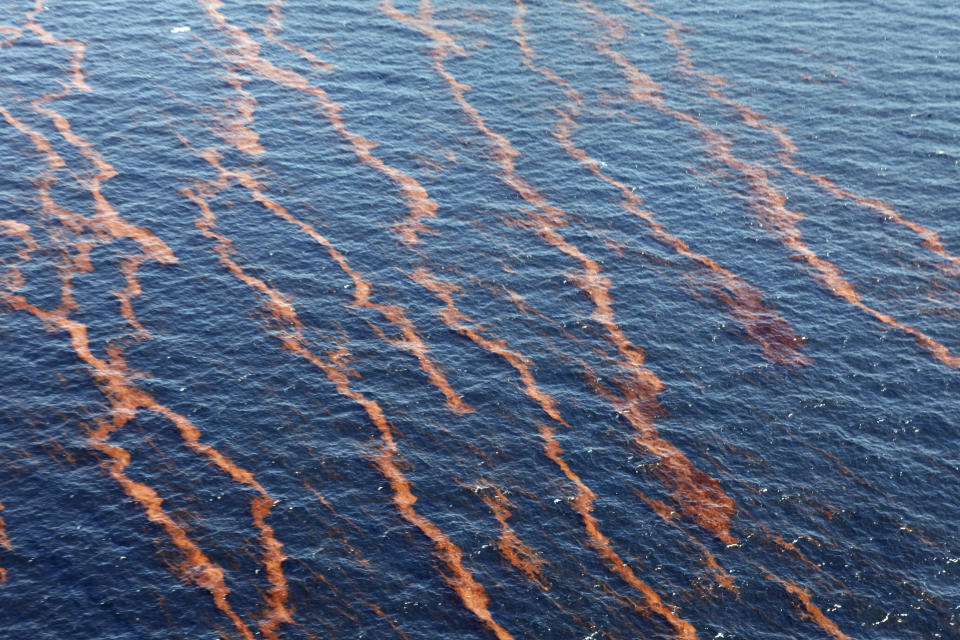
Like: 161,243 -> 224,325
516,0 -> 797,363
259,1 -> 335,74
0,24 -> 22,48
181,184 -> 515,640
413,268 -> 568,427
92,343 -> 292,640
581,0 -> 960,368
0,100 -> 97,299
0,500 -> 11,552
540,425 -> 698,639
28,96 -> 177,267
24,4 -> 173,253
301,358 -> 520,639
619,393 -> 738,544
765,571 -> 853,640
0,100 -> 285,634
92,437 -> 256,640
0,219 -> 39,285
512,0 -> 585,110
183,186 -> 302,329
24,0 -> 91,92
304,350 -> 515,639
113,256 -> 148,337
386,0 -> 739,544
635,492 -> 737,594
146,188 -> 297,639
465,481 -> 550,589
631,0 -> 960,276
0,104 -> 67,172
771,535 -> 825,576
467,277 -> 603,355
220,74 -> 267,156
0,501 -> 8,582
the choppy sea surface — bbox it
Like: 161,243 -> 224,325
1,1 -> 958,638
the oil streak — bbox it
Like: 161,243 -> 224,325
24,0 -> 90,92
200,0 -> 443,249
764,570 -> 854,640
4,81 -> 287,639
636,492 -> 737,594
511,0 -> 584,110
192,143 -> 470,416
0,219 -> 38,262
0,103 -> 93,243
258,0 -> 335,74
6,14 -> 290,631
0,24 -> 22,48
540,425 -> 698,640
475,485 -> 550,590
0,500 -> 11,566
418,262 -> 703,626
413,268 -> 567,427
219,74 -> 267,156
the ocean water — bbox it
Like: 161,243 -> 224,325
1,1 -> 958,638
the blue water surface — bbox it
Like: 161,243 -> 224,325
1,1 -> 958,638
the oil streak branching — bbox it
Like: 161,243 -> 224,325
541,425 -> 698,640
